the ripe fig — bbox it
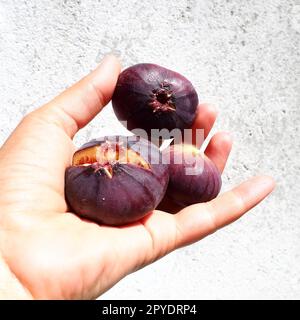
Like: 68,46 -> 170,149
112,63 -> 198,136
163,144 -> 221,206
65,136 -> 169,226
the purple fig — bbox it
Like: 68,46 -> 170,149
65,136 -> 169,226
112,63 -> 198,136
163,144 -> 221,206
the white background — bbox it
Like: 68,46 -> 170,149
0,0 -> 299,299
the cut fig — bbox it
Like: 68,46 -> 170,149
65,136 -> 169,226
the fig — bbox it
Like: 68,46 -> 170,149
65,136 -> 169,226
112,63 -> 198,137
163,144 -> 221,206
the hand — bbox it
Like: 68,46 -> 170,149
0,55 -> 275,299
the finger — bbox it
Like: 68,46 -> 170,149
205,132 -> 233,173
191,103 -> 217,148
0,56 -> 120,215
1,55 -> 120,162
0,55 -> 120,170
102,176 -> 274,285
29,54 -> 121,138
174,176 -> 275,248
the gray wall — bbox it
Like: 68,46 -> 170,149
0,0 -> 299,299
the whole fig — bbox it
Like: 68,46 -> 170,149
112,63 -> 198,137
163,144 -> 221,206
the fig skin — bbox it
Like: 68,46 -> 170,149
112,63 -> 198,136
65,136 -> 169,226
163,144 -> 221,206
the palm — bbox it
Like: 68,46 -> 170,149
0,121 -> 200,299
0,114 -> 165,299
4,209 -> 164,299
0,56 -> 274,299
0,128 -> 187,299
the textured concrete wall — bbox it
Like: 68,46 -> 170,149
0,0 -> 299,299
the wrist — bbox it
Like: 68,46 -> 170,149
0,251 -> 32,300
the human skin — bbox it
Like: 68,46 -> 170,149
0,55 -> 275,299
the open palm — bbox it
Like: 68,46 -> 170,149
0,56 -> 274,299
